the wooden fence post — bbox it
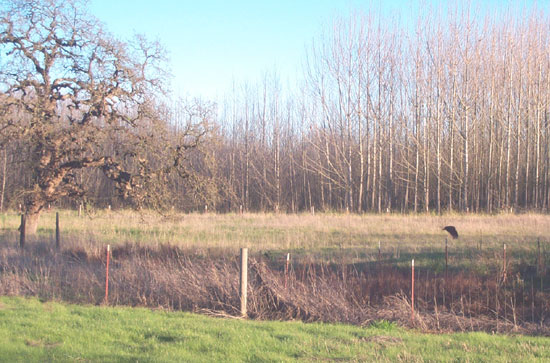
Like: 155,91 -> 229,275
411,259 -> 415,322
503,243 -> 507,282
537,238 -> 542,274
284,253 -> 290,289
378,240 -> 381,264
19,214 -> 25,248
240,247 -> 248,317
55,212 -> 60,250
105,244 -> 110,304
445,238 -> 448,281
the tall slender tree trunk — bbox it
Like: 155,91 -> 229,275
324,135 -> 333,208
424,103 -> 430,213
372,115 -> 378,211
534,62 -> 542,209
436,72 -> 442,215
414,66 -> 420,213
261,84 -> 268,211
388,90 -> 394,212
505,52 -> 513,209
524,81 -> 531,207
514,74 -> 522,209
274,115 -> 281,213
357,62 -> 365,212
449,73 -> 456,212
0,148 -> 6,212
462,48 -> 470,212
377,127 -> 382,213
487,74 -> 495,213
366,94 -> 371,211
497,119 -> 505,210
347,118 -> 353,212
404,127 -> 410,212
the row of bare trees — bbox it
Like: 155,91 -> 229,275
209,7 -> 550,214
1,3 -> 550,215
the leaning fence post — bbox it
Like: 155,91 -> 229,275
411,259 -> 415,322
55,212 -> 60,250
19,214 -> 25,248
240,247 -> 248,317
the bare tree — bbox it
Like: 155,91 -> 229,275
0,0 -> 208,234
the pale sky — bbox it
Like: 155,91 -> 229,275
89,0 -> 546,101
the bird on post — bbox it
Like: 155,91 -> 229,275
442,226 -> 459,239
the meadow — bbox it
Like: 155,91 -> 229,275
2,209 -> 548,251
2,209 -> 549,276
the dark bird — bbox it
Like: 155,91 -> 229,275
442,226 -> 459,239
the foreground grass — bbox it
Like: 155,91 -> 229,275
0,297 -> 549,362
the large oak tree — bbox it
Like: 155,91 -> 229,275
0,0 -> 207,234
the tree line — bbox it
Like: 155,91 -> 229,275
1,2 -> 549,217
208,6 -> 550,214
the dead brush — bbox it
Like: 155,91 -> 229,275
0,240 -> 549,334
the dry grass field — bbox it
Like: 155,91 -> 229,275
2,209 -> 548,251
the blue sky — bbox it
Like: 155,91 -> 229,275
89,0 -> 545,100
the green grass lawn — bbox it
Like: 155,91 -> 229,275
0,296 -> 549,362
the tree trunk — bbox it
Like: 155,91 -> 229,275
22,211 -> 41,236
514,75 -> 522,209
505,52 -> 513,209
0,148 -> 6,212
534,66 -> 542,209
449,79 -> 456,212
424,103 -> 430,213
487,76 -> 495,213
388,89 -> 394,213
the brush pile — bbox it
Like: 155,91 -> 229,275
0,241 -> 548,335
